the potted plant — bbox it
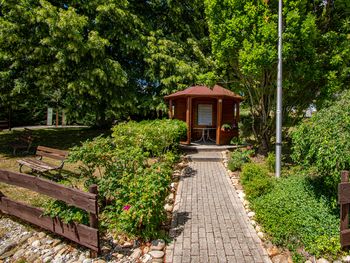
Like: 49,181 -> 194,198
220,123 -> 239,144
221,123 -> 232,131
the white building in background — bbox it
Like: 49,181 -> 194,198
305,104 -> 317,118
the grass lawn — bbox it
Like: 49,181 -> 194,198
0,127 -> 109,208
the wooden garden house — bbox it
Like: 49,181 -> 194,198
164,85 -> 243,145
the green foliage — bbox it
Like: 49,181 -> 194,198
43,200 -> 89,225
108,162 -> 173,238
227,148 -> 253,171
112,119 -> 187,157
205,0 -> 350,152
45,119 -> 186,239
266,152 -> 275,173
240,163 -> 273,199
291,90 -> 350,198
252,175 -> 340,259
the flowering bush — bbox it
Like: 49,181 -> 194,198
44,119 -> 186,239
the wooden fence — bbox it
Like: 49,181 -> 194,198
0,169 -> 100,256
339,170 -> 350,248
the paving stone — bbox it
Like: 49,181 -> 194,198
165,160 -> 271,263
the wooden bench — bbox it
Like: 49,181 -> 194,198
9,128 -> 34,155
0,120 -> 9,131
17,146 -> 69,175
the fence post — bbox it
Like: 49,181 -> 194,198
89,184 -> 100,258
341,171 -> 350,248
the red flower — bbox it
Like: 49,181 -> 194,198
123,205 -> 131,211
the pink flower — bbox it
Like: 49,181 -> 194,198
123,205 -> 131,211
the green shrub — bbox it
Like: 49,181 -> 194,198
112,119 -> 187,157
44,119 -> 186,239
240,163 -> 273,199
266,152 -> 275,173
228,148 -> 253,171
291,90 -> 350,197
252,175 -> 340,259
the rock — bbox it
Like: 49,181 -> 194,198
143,246 -> 150,254
13,248 -> 25,259
333,261 -> 342,263
266,246 -> 279,257
38,232 -> 46,239
28,237 -> 37,244
54,244 -> 65,253
272,254 -> 289,263
43,256 -> 53,263
255,225 -> 261,232
342,256 -> 350,262
78,254 -> 86,261
0,241 -> 17,256
123,241 -> 133,248
247,212 -> 255,218
316,259 -> 329,263
164,204 -> 173,212
243,200 -> 250,207
231,179 -> 239,185
52,239 -> 61,247
141,254 -> 152,263
56,247 -> 67,257
131,248 -> 142,259
32,240 -> 41,248
19,233 -> 32,244
237,191 -> 245,199
167,193 -> 175,202
101,245 -> 111,253
152,259 -> 164,263
257,232 -> 264,240
150,239 -> 165,251
82,259 -> 92,263
149,250 -> 165,259
0,248 -> 17,260
94,260 -> 106,263
53,256 -> 64,263
27,253 -> 40,262
304,261 -> 312,263
250,220 -> 257,226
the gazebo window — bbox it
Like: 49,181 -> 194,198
198,104 -> 212,126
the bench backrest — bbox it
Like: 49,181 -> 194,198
36,146 -> 69,161
0,120 -> 9,130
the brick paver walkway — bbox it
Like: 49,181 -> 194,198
165,161 -> 271,263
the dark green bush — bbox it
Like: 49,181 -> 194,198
252,175 -> 340,259
240,163 -> 273,199
228,148 -> 253,171
291,90 -> 350,197
44,119 -> 186,239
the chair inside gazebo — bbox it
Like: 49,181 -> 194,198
165,85 -> 242,145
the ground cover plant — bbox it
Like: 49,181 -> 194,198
45,119 -> 187,239
240,161 -> 341,261
227,148 -> 254,171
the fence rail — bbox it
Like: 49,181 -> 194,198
0,169 -> 100,256
339,170 -> 350,248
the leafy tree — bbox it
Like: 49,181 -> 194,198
0,0 -> 144,126
205,0 -> 349,152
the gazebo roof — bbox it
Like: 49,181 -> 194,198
164,85 -> 243,100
